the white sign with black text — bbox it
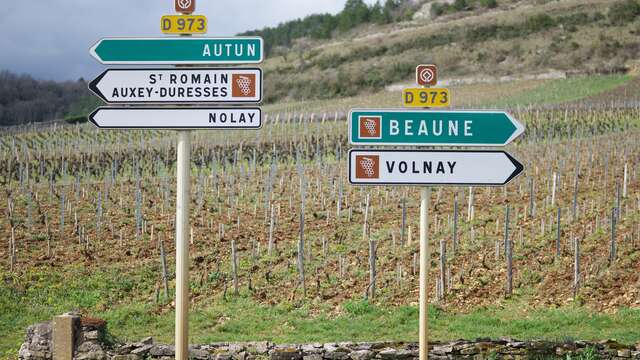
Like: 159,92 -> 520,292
89,68 -> 262,103
349,149 -> 524,186
89,107 -> 262,129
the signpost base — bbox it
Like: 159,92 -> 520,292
175,130 -> 191,360
419,187 -> 430,360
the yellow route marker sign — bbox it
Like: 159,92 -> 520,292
161,15 -> 207,34
402,88 -> 450,108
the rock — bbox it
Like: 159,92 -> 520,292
131,344 -> 153,356
349,350 -> 374,360
84,330 -> 100,341
431,345 -> 452,355
253,341 -> 272,355
498,346 -> 526,355
19,322 -> 52,360
303,355 -> 323,360
215,353 -> 233,360
270,348 -> 301,360
459,346 -> 479,356
378,348 -> 397,359
111,355 -> 140,360
302,344 -> 322,355
191,348 -> 212,359
428,356 -> 449,360
631,351 -> 640,359
353,343 -> 373,351
323,344 -> 338,352
233,351 -> 248,360
140,336 -> 154,345
115,344 -> 137,355
324,351 -> 349,360
77,341 -> 104,353
618,349 -> 632,358
150,344 -> 176,357
324,344 -> 350,360
507,341 -> 528,349
337,342 -> 354,350
76,351 -> 107,360
229,344 -> 246,353
396,350 -> 416,359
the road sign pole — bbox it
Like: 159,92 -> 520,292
175,130 -> 191,360
175,3 -> 192,357
419,186 -> 430,360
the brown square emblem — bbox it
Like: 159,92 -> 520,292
359,116 -> 381,139
175,0 -> 196,14
355,155 -> 379,179
232,74 -> 256,98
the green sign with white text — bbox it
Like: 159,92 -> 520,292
349,109 -> 524,147
90,37 -> 263,64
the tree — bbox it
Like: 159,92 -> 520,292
453,0 -> 468,11
370,1 -> 388,24
338,0 -> 370,31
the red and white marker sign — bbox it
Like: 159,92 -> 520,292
175,0 -> 195,13
416,64 -> 438,87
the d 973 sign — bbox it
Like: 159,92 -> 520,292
161,15 -> 207,34
402,88 -> 450,108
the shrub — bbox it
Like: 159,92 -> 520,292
453,0 -> 468,11
430,2 -> 447,17
526,14 -> 556,32
480,0 -> 498,9
608,0 -> 640,24
65,115 -> 87,124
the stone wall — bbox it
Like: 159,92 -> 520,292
18,316 -> 640,359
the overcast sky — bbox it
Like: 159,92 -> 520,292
0,0 -> 367,82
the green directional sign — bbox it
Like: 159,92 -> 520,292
349,109 -> 524,146
89,37 -> 263,64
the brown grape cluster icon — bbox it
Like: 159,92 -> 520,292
364,119 -> 378,136
359,157 -> 376,177
236,76 -> 252,96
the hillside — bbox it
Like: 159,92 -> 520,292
2,1 -> 640,357
260,0 -> 640,104
1,0 -> 639,127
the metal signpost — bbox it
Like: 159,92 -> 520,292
88,2 -> 262,359
348,64 -> 524,360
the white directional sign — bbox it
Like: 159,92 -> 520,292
89,107 -> 262,129
89,68 -> 262,103
349,149 -> 523,186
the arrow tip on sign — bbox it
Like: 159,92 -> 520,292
88,108 -> 101,128
88,40 -> 102,63
88,71 -> 108,102
503,152 -> 524,185
505,112 -> 526,145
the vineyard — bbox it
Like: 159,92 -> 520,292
1,96 -> 640,355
